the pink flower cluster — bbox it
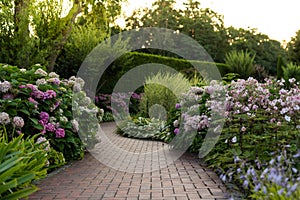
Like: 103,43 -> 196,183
39,111 -> 65,138
174,77 -> 300,135
20,84 -> 57,101
227,78 -> 300,126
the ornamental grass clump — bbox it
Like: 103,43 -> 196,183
140,71 -> 190,119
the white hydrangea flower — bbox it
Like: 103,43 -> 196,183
49,72 -> 59,78
0,112 -> 10,124
34,68 -> 48,76
36,78 -> 47,86
284,115 -> 291,122
0,81 -> 12,93
36,137 -> 51,151
173,120 -> 179,127
99,108 -> 104,116
20,68 -> 27,72
69,76 -> 76,81
49,116 -> 57,123
75,77 -> 85,88
71,119 -> 79,132
13,116 -> 24,128
59,116 -> 68,123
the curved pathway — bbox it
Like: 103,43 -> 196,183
29,122 -> 229,200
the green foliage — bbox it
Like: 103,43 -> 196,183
227,27 -> 286,75
0,0 -> 123,71
102,112 -> 114,122
99,52 -> 228,93
116,117 -> 164,140
139,71 -> 190,118
125,0 -> 229,62
47,148 -> 66,171
0,64 -> 102,161
287,29 -> 300,65
55,19 -> 109,77
251,184 -> 300,200
0,132 -> 47,199
276,55 -> 285,79
283,62 -> 300,82
222,73 -> 240,84
224,50 -> 256,79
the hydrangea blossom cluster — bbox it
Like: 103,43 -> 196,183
175,81 -> 227,134
36,136 -> 51,151
38,111 -> 66,138
0,112 -> 11,125
95,92 -> 142,119
0,112 -> 24,130
20,84 -> 57,101
0,80 -> 11,93
12,116 -> 24,128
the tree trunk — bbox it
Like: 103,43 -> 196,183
47,4 -> 82,72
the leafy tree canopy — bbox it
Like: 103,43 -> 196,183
0,0 -> 123,71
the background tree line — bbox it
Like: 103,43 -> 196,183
0,0 -> 300,79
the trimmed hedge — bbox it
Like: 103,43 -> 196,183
99,52 -> 229,93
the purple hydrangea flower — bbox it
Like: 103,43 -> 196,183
45,123 -> 56,132
2,93 -> 14,100
175,103 -> 181,109
55,128 -> 65,138
174,128 -> 179,135
39,112 -> 49,123
44,90 -> 56,100
31,90 -> 44,99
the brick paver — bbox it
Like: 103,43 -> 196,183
29,122 -> 229,200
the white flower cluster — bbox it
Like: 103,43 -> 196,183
59,116 -> 68,123
13,116 -> 24,128
71,119 -> 79,132
34,68 -> 48,76
0,112 -> 10,124
0,80 -> 12,93
36,78 -> 47,86
49,72 -> 59,78
36,137 -> 51,151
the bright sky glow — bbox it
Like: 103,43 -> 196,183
119,0 -> 300,43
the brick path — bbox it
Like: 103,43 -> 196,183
29,122 -> 229,200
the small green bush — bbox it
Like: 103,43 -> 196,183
283,62 -> 300,82
116,117 -> 164,140
139,71 -> 190,118
225,50 -> 256,79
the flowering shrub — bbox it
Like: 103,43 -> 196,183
95,92 -> 142,120
163,77 -> 299,198
0,64 -> 103,161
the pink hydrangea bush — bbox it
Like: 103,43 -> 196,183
0,64 -> 103,161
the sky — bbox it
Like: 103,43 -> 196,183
118,0 -> 300,44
